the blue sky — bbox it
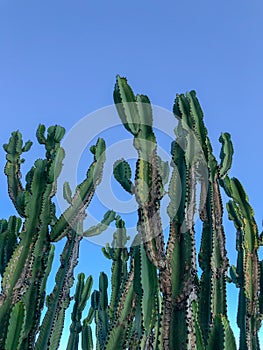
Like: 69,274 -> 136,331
0,0 -> 263,348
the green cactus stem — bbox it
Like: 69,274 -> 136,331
221,176 -> 261,350
0,125 -> 65,349
113,75 -> 165,271
66,273 -> 93,350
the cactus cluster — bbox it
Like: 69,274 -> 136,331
0,77 -> 262,349
0,126 -> 115,349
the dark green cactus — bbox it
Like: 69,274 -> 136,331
221,176 -> 261,349
0,125 -> 65,349
0,216 -> 21,276
0,125 -> 112,350
112,77 -> 237,350
113,75 -> 166,271
1,77 -> 262,350
66,273 -> 93,350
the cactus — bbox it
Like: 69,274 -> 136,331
0,125 -> 113,349
220,176 -> 261,349
0,77 -> 262,350
0,125 -> 65,348
66,273 -> 93,350
113,75 -> 165,271
112,77 -> 237,350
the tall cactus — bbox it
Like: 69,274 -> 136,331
221,175 -> 262,349
113,76 -> 166,271
112,77 -> 237,350
0,77 -> 262,350
0,125 -> 113,350
0,125 -> 65,348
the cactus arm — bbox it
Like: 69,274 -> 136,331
105,217 -> 130,322
113,159 -> 134,194
160,94 -> 199,350
83,210 -> 116,237
63,181 -> 73,204
113,76 -> 165,270
82,306 -> 95,350
206,315 -> 237,350
3,131 -> 32,217
221,176 -> 261,349
219,133 -> 234,179
5,302 -> 26,350
35,228 -> 81,350
104,266 -> 136,350
81,319 -> 93,350
0,160 -> 56,348
88,273 -> 109,349
139,241 -> 159,348
192,301 -> 205,350
113,75 -> 140,135
66,274 -> 93,350
259,260 -> 263,317
50,138 -> 106,242
198,167 -> 229,344
0,216 -> 21,276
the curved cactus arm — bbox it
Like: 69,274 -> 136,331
66,274 -> 93,350
0,216 -> 21,277
219,132 -> 234,179
3,131 -> 32,217
206,315 -> 237,350
50,138 -> 106,242
83,210 -> 116,237
5,302 -> 26,350
113,158 -> 134,194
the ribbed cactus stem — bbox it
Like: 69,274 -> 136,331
113,76 -> 165,270
221,176 -> 261,350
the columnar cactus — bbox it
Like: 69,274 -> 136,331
0,77 -> 262,350
221,175 -> 262,349
112,77 -> 237,350
0,126 -> 114,349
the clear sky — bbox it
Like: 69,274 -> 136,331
0,0 -> 263,348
